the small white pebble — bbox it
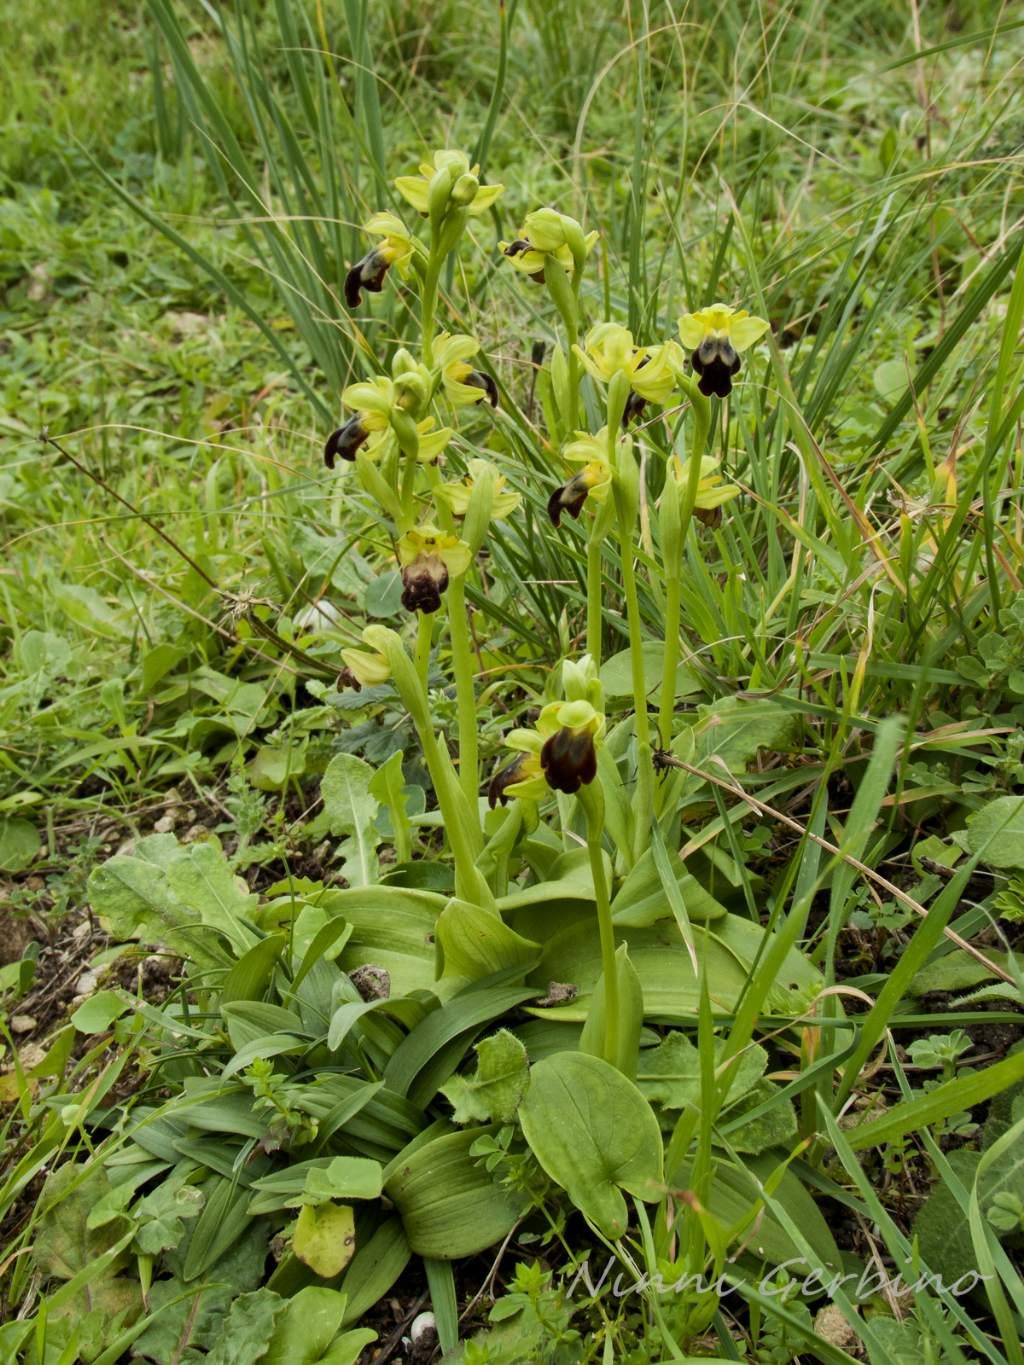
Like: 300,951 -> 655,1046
410,1311 -> 437,1348
75,970 -> 99,995
295,600 -> 342,631
153,814 -> 177,834
11,1015 -> 36,1035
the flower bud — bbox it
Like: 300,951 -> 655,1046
428,166 -> 455,226
450,172 -> 480,205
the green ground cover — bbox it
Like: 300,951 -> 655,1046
1,1 -> 1024,1361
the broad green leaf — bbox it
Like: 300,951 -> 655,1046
637,1033 -> 766,1110
610,847 -> 728,927
524,914 -> 818,1023
967,795 -> 1024,869
440,1029 -> 530,1124
221,1034 -> 307,1078
579,943 -> 643,1079
328,885 -> 444,994
264,1287 -> 376,1365
436,899 -> 540,990
367,749 -> 408,834
721,1082 -> 798,1155
71,990 -> 130,1034
249,743 -> 307,791
519,1053 -> 663,1237
53,581 -> 130,638
688,695 -> 799,774
321,753 -> 380,886
132,1224 -> 268,1358
364,568 -> 403,617
203,1288 -> 284,1365
221,932 -> 287,1003
293,1201 -> 356,1277
385,1127 -> 525,1258
384,982 -> 538,1106
15,628 -> 71,677
872,358 -> 907,401
912,1149 -> 983,1286
182,1173 -> 253,1281
222,1000 -> 305,1051
33,1164 -> 133,1281
0,816 -> 40,872
134,1180 -> 205,1256
339,1217 -> 411,1326
670,1151 -> 840,1270
303,1157 -> 383,1204
600,641 -> 699,704
499,846 -> 613,915
87,834 -> 257,964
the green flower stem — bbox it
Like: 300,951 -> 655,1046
415,610 -> 432,691
658,571 -> 682,749
606,373 -> 652,863
420,255 -> 442,367
658,384 -> 711,750
397,452 -> 419,532
383,632 -> 492,907
544,256 -> 580,432
586,524 -> 603,664
618,520 -> 654,864
446,573 -> 482,830
578,780 -> 619,1069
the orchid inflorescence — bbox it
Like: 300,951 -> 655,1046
315,147 -> 769,1023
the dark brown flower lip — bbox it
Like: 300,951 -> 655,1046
503,239 -> 532,257
324,415 -> 369,468
691,338 -> 741,398
400,555 -> 449,614
622,391 -> 648,427
547,472 -> 590,528
337,666 -> 361,692
487,754 -> 528,808
345,249 -> 390,309
540,726 -> 597,794
464,371 -> 499,407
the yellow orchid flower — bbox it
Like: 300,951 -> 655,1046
395,524 -> 472,614
434,459 -> 521,519
324,377 -> 393,467
574,323 -> 682,416
500,207 -> 598,280
395,149 -> 504,218
434,333 -> 499,408
667,454 -> 741,527
547,429 -> 619,527
363,415 -> 454,466
677,304 -> 769,397
488,698 -> 605,806
340,625 -> 394,689
344,211 -> 420,309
